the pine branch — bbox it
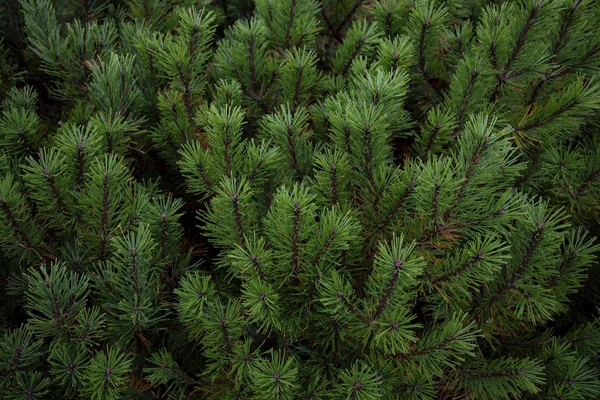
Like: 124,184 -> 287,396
491,3 -> 542,102
489,39 -> 499,70
370,176 -> 392,215
318,1 -> 342,43
341,37 -> 365,77
0,199 -> 33,250
98,175 -> 111,262
417,19 -> 444,99
332,0 -> 364,39
430,251 -> 483,285
247,36 -> 260,100
514,99 -> 579,133
42,170 -> 66,213
330,165 -> 339,206
219,317 -> 233,353
283,0 -> 298,49
371,258 -> 403,321
392,332 -> 460,360
505,4 -> 539,72
431,183 -> 441,232
487,222 -> 545,306
335,291 -> 369,323
291,202 -> 301,276
453,137 -> 490,203
311,228 -> 337,266
231,193 -> 246,247
378,180 -> 415,231
450,68 -> 479,138
175,63 -> 194,122
569,167 -> 600,200
286,124 -> 302,178
424,122 -> 442,156
527,68 -> 568,106
362,124 -> 375,193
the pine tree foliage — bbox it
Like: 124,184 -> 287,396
0,0 -> 600,399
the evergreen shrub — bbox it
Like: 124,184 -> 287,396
0,0 -> 600,399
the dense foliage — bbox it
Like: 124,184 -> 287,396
1,0 -> 600,399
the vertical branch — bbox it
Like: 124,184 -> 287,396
0,199 -> 33,249
219,317 -> 233,353
528,2 -> 579,105
43,169 -> 66,213
159,213 -> 168,260
417,19 -> 444,98
424,122 -> 442,156
451,68 -> 479,138
453,137 -> 489,205
175,63 -> 194,123
341,37 -> 365,77
130,247 -> 140,299
489,39 -> 498,70
145,45 -> 161,121
343,126 -> 352,155
317,0 -> 342,43
98,175 -> 111,262
291,202 -> 301,276
486,222 -> 545,307
247,35 -> 259,99
311,229 -> 337,266
250,255 -> 266,281
371,258 -> 404,321
491,4 -> 540,102
330,163 -> 339,206
231,193 -> 246,246
431,183 -> 441,232
363,124 -> 375,193
284,0 -> 298,49
196,160 -> 213,189
8,0 -> 29,69
75,142 -> 86,187
292,64 -> 304,111
332,0 -> 364,39
222,124 -> 232,179
286,124 -> 302,179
